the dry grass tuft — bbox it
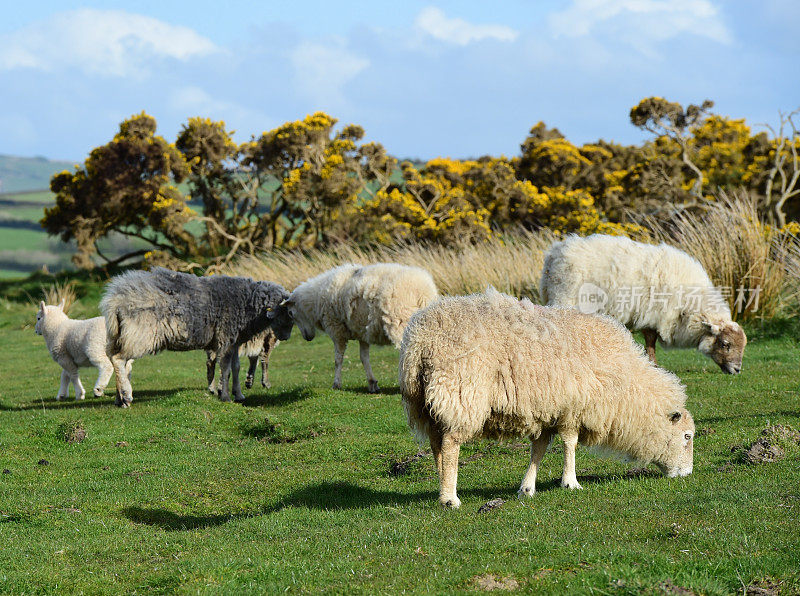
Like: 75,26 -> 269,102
41,280 -> 77,314
224,230 -> 554,301
648,190 -> 798,320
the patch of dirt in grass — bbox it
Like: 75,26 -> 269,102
745,439 -> 785,464
58,419 -> 86,444
736,424 -> 800,465
477,498 -> 505,514
470,574 -> 520,591
741,578 -> 782,595
389,451 -> 429,477
657,579 -> 695,595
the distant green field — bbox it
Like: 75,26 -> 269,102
0,155 -> 73,193
0,279 -> 798,594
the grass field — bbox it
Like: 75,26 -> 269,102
0,281 -> 798,594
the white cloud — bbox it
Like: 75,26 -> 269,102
549,0 -> 732,52
0,9 -> 217,77
168,86 -> 278,133
290,41 -> 369,106
415,7 -> 518,46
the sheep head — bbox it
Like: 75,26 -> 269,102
282,296 -> 316,342
255,282 -> 294,342
697,320 -> 747,374
35,300 -> 67,335
655,408 -> 695,478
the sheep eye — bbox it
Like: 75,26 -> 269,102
684,433 -> 692,441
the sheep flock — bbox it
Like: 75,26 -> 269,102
34,235 -> 750,507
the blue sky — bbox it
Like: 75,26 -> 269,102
0,1 -> 797,161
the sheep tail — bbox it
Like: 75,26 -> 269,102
399,338 -> 431,444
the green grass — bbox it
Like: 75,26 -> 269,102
0,283 -> 798,594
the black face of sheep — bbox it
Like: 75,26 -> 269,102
269,302 -> 294,341
253,282 -> 293,342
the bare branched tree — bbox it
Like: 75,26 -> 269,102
763,108 -> 800,227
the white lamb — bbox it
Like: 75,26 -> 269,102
35,300 -> 130,401
540,234 -> 746,373
285,263 -> 438,393
400,288 -> 695,509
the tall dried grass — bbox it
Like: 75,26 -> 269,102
224,192 -> 800,322
41,280 -> 77,314
223,230 -> 555,301
648,191 -> 798,320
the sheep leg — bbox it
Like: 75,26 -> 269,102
206,351 -> 218,395
70,372 -> 86,401
359,341 -> 379,393
110,353 -> 133,407
332,337 -> 347,390
642,328 -> 658,364
93,360 -> 114,397
57,369 -> 70,400
218,349 -> 234,402
58,358 -> 85,401
260,334 -> 277,388
245,355 -> 258,389
559,429 -> 583,490
231,349 -> 245,402
429,430 -> 443,478
439,433 -> 461,509
518,429 -> 554,498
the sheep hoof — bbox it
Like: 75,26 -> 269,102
440,497 -> 461,509
219,394 -> 232,403
261,380 -> 271,389
245,377 -> 254,389
233,394 -> 246,403
55,395 -> 65,401
367,380 -> 380,394
332,381 -> 342,390
561,479 -> 583,490
207,386 -> 218,396
76,395 -> 86,401
93,388 -> 104,397
517,486 -> 535,498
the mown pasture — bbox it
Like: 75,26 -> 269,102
0,279 -> 798,594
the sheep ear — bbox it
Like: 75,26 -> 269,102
58,298 -> 66,309
39,301 -> 46,313
280,298 -> 294,307
702,320 -> 720,336
669,411 -> 682,424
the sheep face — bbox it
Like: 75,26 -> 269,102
254,282 -> 294,342
698,321 -> 746,374
269,303 -> 294,341
35,301 -> 65,335
283,299 -> 316,341
655,408 -> 695,478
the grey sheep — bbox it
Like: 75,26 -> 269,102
100,267 -> 293,407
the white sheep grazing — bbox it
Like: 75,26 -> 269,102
206,329 -> 279,394
540,234 -> 746,373
400,288 -> 695,509
35,300 -> 131,401
285,263 -> 438,393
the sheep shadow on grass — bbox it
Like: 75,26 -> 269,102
240,387 -> 314,408
0,389 -> 171,411
350,385 -> 401,396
